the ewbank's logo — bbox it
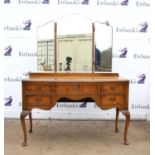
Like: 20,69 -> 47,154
130,73 -> 146,84
137,74 -> 146,84
136,1 -> 150,7
4,45 -> 37,57
4,96 -> 13,106
120,0 -> 129,5
81,0 -> 89,4
80,102 -> 88,108
4,20 -> 32,31
23,71 -> 30,77
116,22 -> 148,33
4,0 -> 11,3
42,0 -> 50,3
58,0 -> 90,5
97,0 -> 129,6
113,47 -> 128,58
132,104 -> 149,110
119,47 -> 128,58
4,45 -> 12,56
139,22 -> 148,32
4,76 -> 22,82
19,0 -> 50,4
57,102 -> 88,108
134,53 -> 150,59
23,20 -> 32,30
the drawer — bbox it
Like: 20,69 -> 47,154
55,84 -> 76,93
100,83 -> 127,92
24,83 -> 53,93
79,84 -> 98,93
55,83 -> 98,93
100,94 -> 126,107
25,95 -> 52,106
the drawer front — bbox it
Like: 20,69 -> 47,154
55,83 -> 98,93
55,84 -> 76,93
24,83 -> 53,93
78,84 -> 98,92
25,95 -> 52,106
100,94 -> 126,107
100,83 -> 127,92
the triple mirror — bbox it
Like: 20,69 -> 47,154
37,13 -> 112,72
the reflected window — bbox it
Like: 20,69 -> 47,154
57,13 -> 92,72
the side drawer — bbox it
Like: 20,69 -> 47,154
23,82 -> 54,93
24,95 -> 52,106
100,94 -> 127,107
100,83 -> 128,93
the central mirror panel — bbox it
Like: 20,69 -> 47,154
56,14 -> 93,72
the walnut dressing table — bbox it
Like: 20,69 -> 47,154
20,72 -> 130,146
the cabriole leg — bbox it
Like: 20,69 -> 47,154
121,110 -> 130,145
20,111 -> 31,146
115,108 -> 119,133
29,111 -> 33,133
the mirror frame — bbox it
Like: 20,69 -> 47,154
37,16 -> 113,73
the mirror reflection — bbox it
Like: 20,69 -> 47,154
37,21 -> 55,71
94,21 -> 112,72
57,13 -> 92,72
37,14 -> 113,72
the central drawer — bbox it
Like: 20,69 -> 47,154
55,83 -> 98,93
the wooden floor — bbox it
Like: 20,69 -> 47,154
5,120 -> 149,155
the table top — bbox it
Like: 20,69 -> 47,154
22,72 -> 129,82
